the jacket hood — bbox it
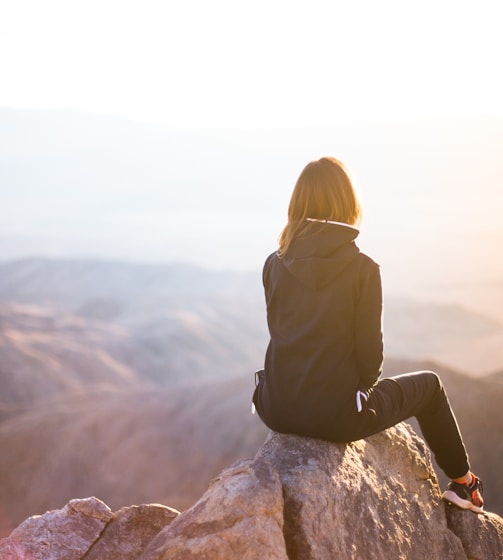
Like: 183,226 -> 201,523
282,222 -> 360,289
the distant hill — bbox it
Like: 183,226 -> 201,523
1,258 -> 502,381
485,370 -> 503,384
0,258 -> 260,309
0,302 -> 141,420
0,264 -> 268,408
384,297 -> 503,376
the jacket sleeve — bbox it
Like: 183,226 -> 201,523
262,252 -> 276,304
354,259 -> 384,389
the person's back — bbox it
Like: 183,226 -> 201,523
256,221 -> 382,440
253,156 -> 485,514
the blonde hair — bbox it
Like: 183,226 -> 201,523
278,157 -> 361,257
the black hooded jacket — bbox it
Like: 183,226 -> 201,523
254,221 -> 383,440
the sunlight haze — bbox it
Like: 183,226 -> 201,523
1,0 -> 503,317
1,0 -> 502,127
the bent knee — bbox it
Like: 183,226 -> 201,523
421,370 -> 447,398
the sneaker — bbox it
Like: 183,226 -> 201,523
442,475 -> 484,513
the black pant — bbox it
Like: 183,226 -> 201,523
347,371 -> 470,479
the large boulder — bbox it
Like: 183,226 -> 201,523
142,423 -> 503,560
84,503 -> 179,560
0,497 -> 114,560
141,457 -> 287,560
446,507 -> 503,560
0,498 -> 178,560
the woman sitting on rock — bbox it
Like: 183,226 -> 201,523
252,156 -> 484,513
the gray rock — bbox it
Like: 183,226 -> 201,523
141,458 -> 288,560
0,498 -> 178,560
140,423 -> 503,560
0,497 -> 113,560
445,505 -> 503,560
85,503 -> 179,560
262,425 -> 462,559
2,424 -> 503,559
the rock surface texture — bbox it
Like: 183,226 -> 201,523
0,498 -> 179,560
1,423 -> 502,559
143,423 -> 503,560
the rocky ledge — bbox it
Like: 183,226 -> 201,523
1,423 -> 502,559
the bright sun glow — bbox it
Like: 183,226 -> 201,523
1,0 -> 502,127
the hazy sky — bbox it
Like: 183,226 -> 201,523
2,0 -> 503,304
1,0 -> 502,127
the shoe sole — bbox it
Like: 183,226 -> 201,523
442,490 -> 484,514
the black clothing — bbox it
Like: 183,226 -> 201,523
254,221 -> 470,479
255,221 -> 383,437
354,371 -> 469,478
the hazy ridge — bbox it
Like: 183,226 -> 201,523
1,257 -> 502,378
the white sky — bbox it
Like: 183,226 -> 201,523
1,0 -> 502,127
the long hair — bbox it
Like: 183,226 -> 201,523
277,157 -> 362,256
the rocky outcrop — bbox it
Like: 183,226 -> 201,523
143,423 -> 503,560
446,507 -> 503,560
1,423 -> 502,559
0,498 -> 178,560
0,497 -> 114,560
83,503 -> 179,560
